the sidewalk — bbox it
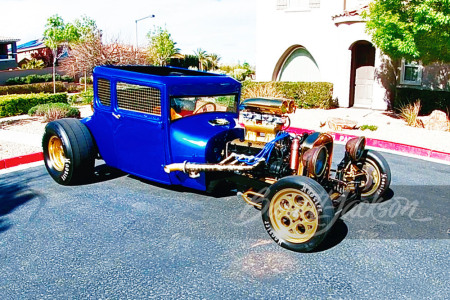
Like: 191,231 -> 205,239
1,106 -> 450,170
289,108 -> 450,153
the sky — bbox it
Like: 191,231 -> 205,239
0,0 -> 256,65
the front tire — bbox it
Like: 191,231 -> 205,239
261,176 -> 334,252
42,118 -> 96,185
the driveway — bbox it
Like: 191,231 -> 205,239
0,147 -> 449,299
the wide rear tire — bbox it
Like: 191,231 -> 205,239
42,118 -> 96,185
261,176 -> 335,252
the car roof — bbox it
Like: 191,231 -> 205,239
94,65 -> 241,97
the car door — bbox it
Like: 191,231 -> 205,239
112,80 -> 170,184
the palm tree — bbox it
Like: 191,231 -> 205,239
194,48 -> 208,71
205,53 -> 221,71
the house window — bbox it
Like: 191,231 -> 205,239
400,60 -> 422,86
289,0 -> 309,11
277,0 -> 288,10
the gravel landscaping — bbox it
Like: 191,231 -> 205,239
0,105 -> 92,160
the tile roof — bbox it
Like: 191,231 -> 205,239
332,5 -> 368,21
17,39 -> 45,51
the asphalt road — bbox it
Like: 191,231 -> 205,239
0,146 -> 449,299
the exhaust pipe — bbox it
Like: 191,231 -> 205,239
164,154 -> 264,178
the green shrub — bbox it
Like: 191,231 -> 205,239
68,88 -> 94,105
28,102 -> 80,121
0,82 -> 81,95
79,77 -> 93,84
360,124 -> 378,131
241,81 -> 335,109
5,74 -> 74,85
0,93 -> 68,117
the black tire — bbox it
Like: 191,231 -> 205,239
42,118 -> 96,185
358,150 -> 391,202
261,176 -> 335,252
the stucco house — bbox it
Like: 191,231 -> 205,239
256,0 -> 449,110
0,36 -> 20,70
16,39 -> 48,65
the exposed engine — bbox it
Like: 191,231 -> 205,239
164,97 -> 330,182
226,98 -> 297,179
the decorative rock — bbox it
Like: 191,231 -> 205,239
327,117 -> 357,131
417,110 -> 450,131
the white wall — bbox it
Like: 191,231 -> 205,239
256,0 -> 388,110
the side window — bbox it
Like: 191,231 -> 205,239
116,82 -> 161,116
97,78 -> 111,107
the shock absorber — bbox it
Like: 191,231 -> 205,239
290,136 -> 300,172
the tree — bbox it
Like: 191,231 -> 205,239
363,0 -> 450,64
147,27 -> 180,66
60,37 -> 148,80
43,15 -> 80,93
194,48 -> 208,71
72,15 -> 101,90
73,15 -> 101,43
205,53 -> 221,71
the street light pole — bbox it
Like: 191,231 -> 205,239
135,14 -> 155,49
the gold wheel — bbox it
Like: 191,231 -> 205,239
48,135 -> 66,172
269,188 -> 319,244
361,159 -> 381,197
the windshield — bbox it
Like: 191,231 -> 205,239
170,95 -> 237,121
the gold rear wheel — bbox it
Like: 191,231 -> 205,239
269,188 -> 319,244
48,135 -> 66,172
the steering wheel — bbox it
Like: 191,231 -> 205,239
193,102 -> 217,114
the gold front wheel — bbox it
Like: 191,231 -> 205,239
262,176 -> 334,252
269,188 -> 319,244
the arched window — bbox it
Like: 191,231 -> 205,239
274,46 -> 321,82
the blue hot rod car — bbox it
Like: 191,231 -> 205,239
43,65 -> 391,252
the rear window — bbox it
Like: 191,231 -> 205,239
97,79 -> 111,107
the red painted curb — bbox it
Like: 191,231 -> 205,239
287,127 -> 450,163
0,152 -> 44,170
1,127 -> 449,171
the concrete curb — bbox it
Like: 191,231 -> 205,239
1,127 -> 449,171
0,152 -> 44,170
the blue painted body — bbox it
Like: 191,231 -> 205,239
82,66 -> 243,190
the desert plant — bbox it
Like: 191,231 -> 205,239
399,100 -> 423,127
28,102 -> 80,121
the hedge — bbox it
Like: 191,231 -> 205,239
5,74 -> 74,85
241,81 -> 335,109
395,87 -> 450,116
0,93 -> 68,117
0,82 -> 80,95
